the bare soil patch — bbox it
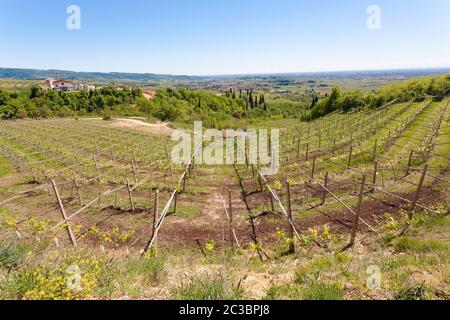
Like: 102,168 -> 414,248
108,118 -> 174,136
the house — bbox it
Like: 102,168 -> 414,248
45,78 -> 95,92
52,80 -> 76,91
76,83 -> 96,91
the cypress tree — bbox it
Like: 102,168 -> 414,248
311,94 -> 316,108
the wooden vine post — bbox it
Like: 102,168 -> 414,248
305,143 -> 310,161
126,177 -> 135,212
269,189 -> 275,212
173,191 -> 178,214
347,144 -> 353,170
51,180 -> 77,247
257,171 -> 264,192
409,165 -> 428,219
152,189 -> 160,247
73,173 -> 83,205
372,161 -> 378,187
132,161 -> 138,184
406,150 -> 415,176
373,139 -> 378,161
228,189 -> 234,248
349,174 -> 366,248
286,181 -> 295,254
311,156 -> 316,181
321,171 -> 329,205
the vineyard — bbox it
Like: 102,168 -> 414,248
0,98 -> 449,300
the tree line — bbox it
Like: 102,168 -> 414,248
302,74 -> 450,121
1,74 -> 449,127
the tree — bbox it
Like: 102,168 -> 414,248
0,89 -> 9,106
311,94 -> 317,108
154,100 -> 180,121
325,87 -> 341,113
30,85 -> 44,99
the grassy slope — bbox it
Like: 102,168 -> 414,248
0,203 -> 448,300
0,101 -> 448,300
0,156 -> 12,178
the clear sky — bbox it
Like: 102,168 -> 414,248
1,0 -> 450,75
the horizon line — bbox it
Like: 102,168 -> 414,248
1,65 -> 450,79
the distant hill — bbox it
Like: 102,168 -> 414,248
0,67 -> 449,84
0,68 -> 200,82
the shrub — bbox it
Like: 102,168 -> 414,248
173,274 -> 244,300
0,242 -> 27,269
300,280 -> 344,300
395,283 -> 427,300
126,253 -> 167,286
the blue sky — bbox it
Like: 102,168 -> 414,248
1,0 -> 450,75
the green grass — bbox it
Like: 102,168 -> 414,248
172,273 -> 245,300
0,242 -> 28,269
418,213 -> 450,232
0,137 -> 63,169
0,155 -> 12,178
1,269 -> 38,300
394,237 -> 449,253
172,204 -> 200,218
125,253 -> 167,286
300,281 -> 344,300
264,280 -> 344,300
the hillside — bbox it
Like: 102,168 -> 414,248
0,91 -> 448,299
2,67 -> 450,84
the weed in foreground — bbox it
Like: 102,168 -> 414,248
172,273 -> 245,300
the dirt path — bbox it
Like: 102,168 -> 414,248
109,118 -> 174,136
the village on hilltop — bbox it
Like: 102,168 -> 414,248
45,78 -> 96,92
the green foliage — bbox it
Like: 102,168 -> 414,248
0,86 -> 143,120
395,283 -> 427,300
0,74 -> 448,128
263,280 -> 343,300
126,253 -> 167,286
303,74 -> 450,121
394,237 -> 449,253
172,273 -> 245,300
1,250 -> 108,300
1,269 -> 38,299
300,280 -> 344,300
0,156 -> 12,177
0,84 -> 305,126
0,242 -> 27,269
